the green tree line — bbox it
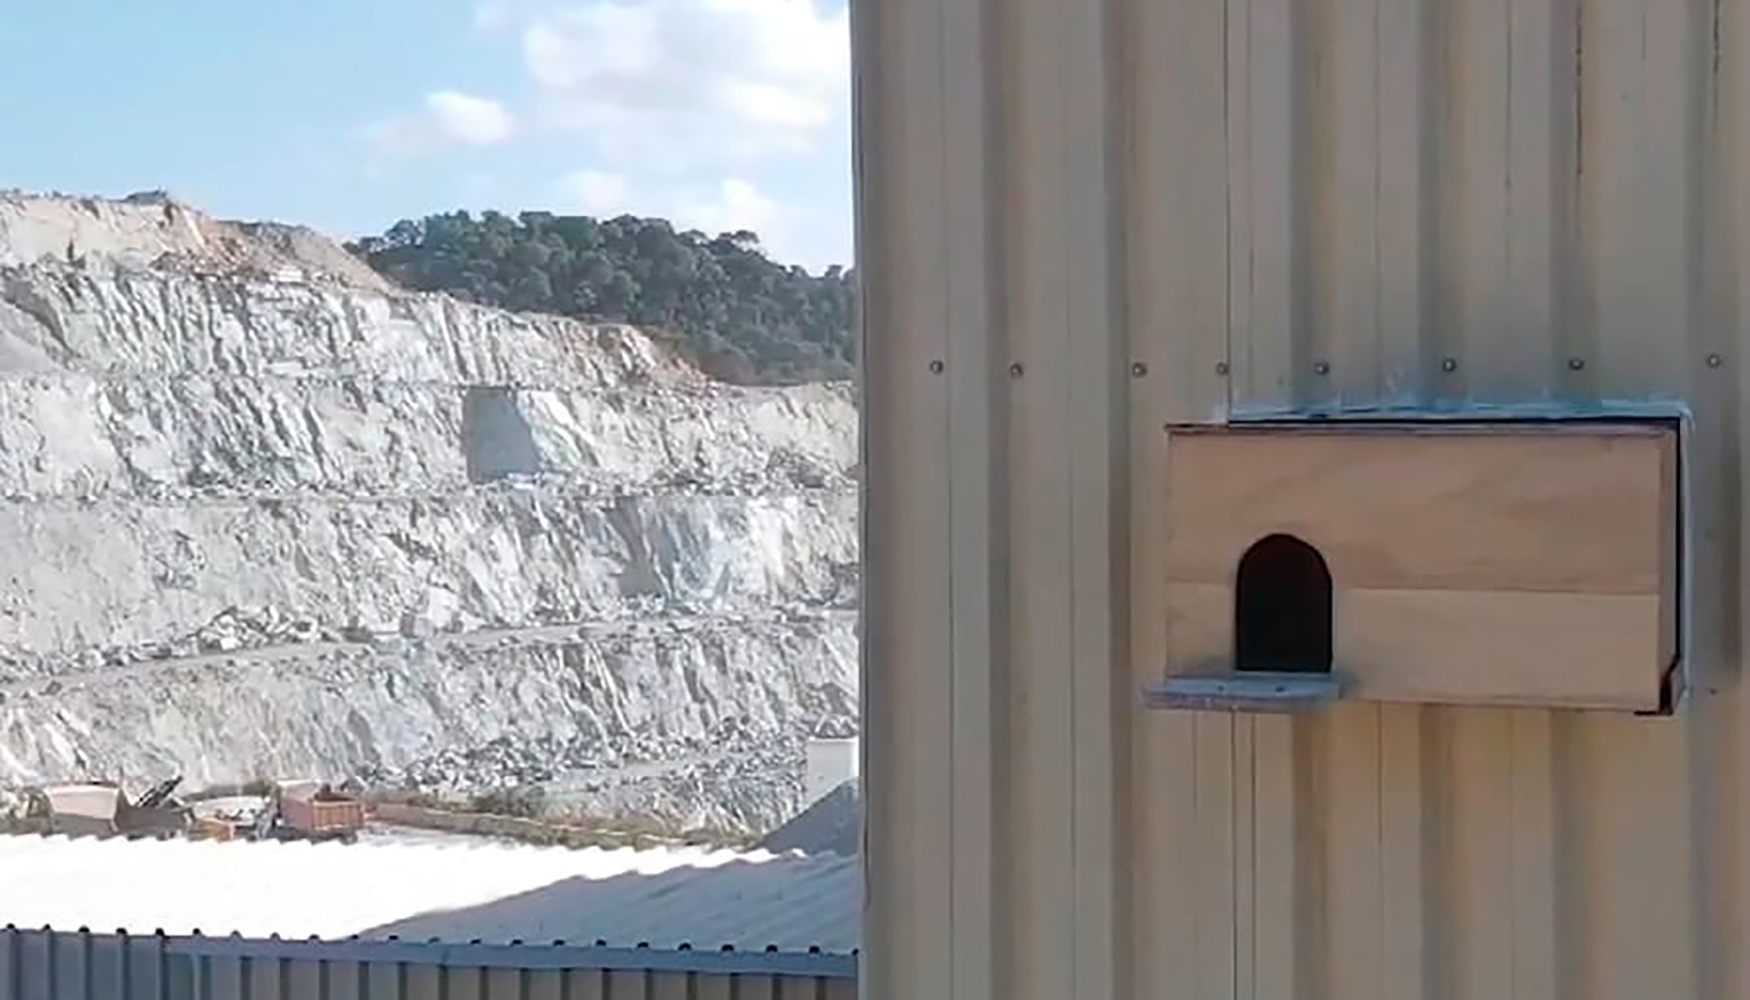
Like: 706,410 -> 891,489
346,210 -> 855,385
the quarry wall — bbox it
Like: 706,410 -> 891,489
0,193 -> 859,834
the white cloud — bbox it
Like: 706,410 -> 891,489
461,172 -> 502,202
425,91 -> 517,146
516,0 -> 848,162
359,1 -> 855,266
472,0 -> 516,32
365,90 -> 516,156
680,178 -> 780,236
560,173 -> 777,236
558,172 -> 787,251
560,169 -> 631,215
523,9 -> 660,89
515,0 -> 853,264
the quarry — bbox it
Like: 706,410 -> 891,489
0,191 -> 860,837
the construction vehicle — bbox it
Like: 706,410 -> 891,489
257,779 -> 365,842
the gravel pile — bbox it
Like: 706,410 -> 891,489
358,717 -> 837,836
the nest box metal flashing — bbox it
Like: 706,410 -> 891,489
1147,414 -> 1688,715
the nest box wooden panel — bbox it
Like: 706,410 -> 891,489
1161,421 -> 1681,711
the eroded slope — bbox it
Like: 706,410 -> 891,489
0,192 -> 859,834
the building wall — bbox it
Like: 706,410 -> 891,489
0,929 -> 854,1000
855,0 -> 1750,998
806,737 -> 861,805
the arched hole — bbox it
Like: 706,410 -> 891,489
1234,533 -> 1333,674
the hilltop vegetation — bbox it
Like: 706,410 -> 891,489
347,211 -> 855,385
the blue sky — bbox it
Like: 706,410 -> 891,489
0,0 -> 853,271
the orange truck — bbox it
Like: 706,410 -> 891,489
272,780 -> 365,841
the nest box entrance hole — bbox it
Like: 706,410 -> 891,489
1234,533 -> 1333,674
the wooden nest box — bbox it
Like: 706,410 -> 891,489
1149,419 -> 1683,714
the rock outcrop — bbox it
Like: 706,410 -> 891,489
0,191 -> 859,835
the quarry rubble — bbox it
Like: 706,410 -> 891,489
0,191 -> 860,836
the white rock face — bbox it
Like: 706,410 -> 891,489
0,193 -> 859,834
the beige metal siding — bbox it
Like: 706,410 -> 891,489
855,0 -> 1750,998
0,930 -> 854,1000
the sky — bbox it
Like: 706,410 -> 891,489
0,0 -> 853,271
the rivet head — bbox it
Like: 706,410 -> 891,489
1567,357 -> 1586,371
1214,361 -> 1230,376
1130,361 -> 1148,377
1708,353 -> 1724,368
1441,357 -> 1458,373
929,360 -> 945,374
1313,361 -> 1330,375
1009,362 -> 1024,378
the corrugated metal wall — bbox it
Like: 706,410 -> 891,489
0,929 -> 853,1000
855,0 -> 1750,998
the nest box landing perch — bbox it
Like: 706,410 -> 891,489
1147,420 -> 1683,714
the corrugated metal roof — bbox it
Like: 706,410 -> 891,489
0,834 -> 859,954
0,927 -> 859,1000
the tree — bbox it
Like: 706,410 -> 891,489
346,211 -> 855,385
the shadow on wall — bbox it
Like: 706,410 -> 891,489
359,854 -> 861,953
462,387 -> 541,483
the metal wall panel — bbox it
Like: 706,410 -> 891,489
0,930 -> 854,1000
855,0 -> 1750,998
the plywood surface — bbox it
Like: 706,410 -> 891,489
1162,581 -> 1234,675
1160,422 -> 1680,710
1336,587 -> 1666,709
1164,581 -> 1667,709
1164,424 -> 1676,595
